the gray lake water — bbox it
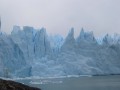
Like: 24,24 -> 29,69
15,75 -> 120,90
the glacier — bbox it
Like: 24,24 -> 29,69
0,26 -> 120,78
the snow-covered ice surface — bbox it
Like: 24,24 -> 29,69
0,26 -> 120,78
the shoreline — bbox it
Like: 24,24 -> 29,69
0,79 -> 41,90
1,74 -> 120,80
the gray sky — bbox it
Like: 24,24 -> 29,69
0,0 -> 120,37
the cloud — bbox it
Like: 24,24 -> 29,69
0,0 -> 120,37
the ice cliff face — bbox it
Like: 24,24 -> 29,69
0,26 -> 120,78
0,33 -> 30,78
49,34 -> 64,56
34,28 -> 52,58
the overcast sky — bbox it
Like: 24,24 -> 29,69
0,0 -> 120,37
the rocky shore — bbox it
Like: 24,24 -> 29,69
0,79 -> 41,90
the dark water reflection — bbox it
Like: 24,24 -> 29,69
16,75 -> 120,90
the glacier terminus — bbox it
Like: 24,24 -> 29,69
0,26 -> 120,78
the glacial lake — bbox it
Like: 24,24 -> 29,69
15,75 -> 120,90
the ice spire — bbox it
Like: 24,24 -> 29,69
61,28 -> 76,51
0,16 -> 2,35
78,28 -> 85,40
65,27 -> 75,42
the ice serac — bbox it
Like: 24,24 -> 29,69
102,33 -> 120,45
34,28 -> 52,58
49,34 -> 64,56
23,26 -> 35,60
61,28 -> 76,51
76,28 -> 97,50
103,34 -> 113,45
11,25 -> 21,34
77,28 -> 96,43
11,26 -> 35,64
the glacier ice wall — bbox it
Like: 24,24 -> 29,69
0,26 -> 120,78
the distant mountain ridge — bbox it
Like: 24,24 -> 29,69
0,25 -> 120,78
